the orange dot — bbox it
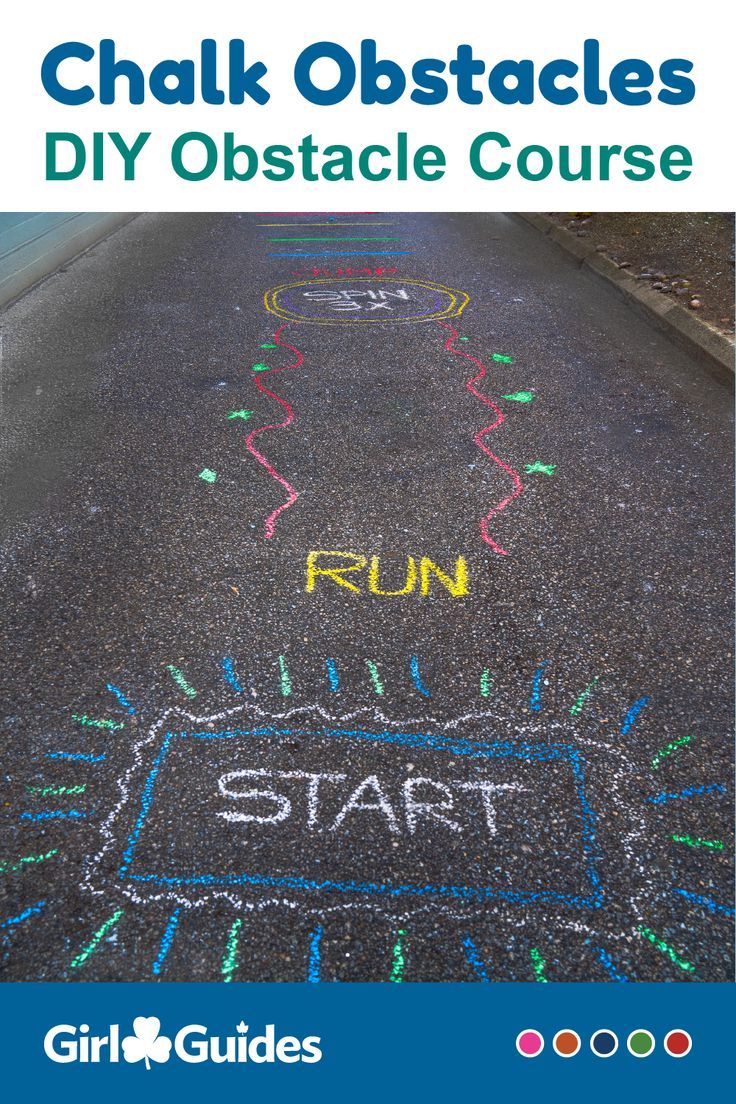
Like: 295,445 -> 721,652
553,1029 -> 581,1057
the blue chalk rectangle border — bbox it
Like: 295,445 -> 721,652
117,726 -> 603,908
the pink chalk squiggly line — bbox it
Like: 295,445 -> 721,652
245,324 -> 304,539
437,321 -> 523,555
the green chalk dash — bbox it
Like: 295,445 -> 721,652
26,784 -> 86,797
222,918 -> 242,982
530,947 -> 548,982
502,391 -> 535,403
166,665 -> 197,698
71,713 -> 124,731
71,909 -> 124,969
480,668 -> 493,697
198,468 -> 217,483
390,929 -> 407,982
0,848 -> 59,876
278,655 -> 292,697
637,926 -> 695,973
652,733 -> 692,769
459,336 -> 470,342
671,834 -> 724,850
365,659 -> 384,695
251,363 -> 271,373
227,409 -> 254,421
570,676 -> 599,717
525,461 -> 557,476
260,343 -> 277,349
492,353 -> 514,363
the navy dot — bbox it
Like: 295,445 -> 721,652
591,1030 -> 618,1056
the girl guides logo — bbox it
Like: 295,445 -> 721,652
43,1016 -> 323,1065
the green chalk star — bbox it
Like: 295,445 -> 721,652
227,409 -> 254,420
525,461 -> 557,476
492,352 -> 514,363
251,363 -> 271,372
502,391 -> 534,403
198,468 -> 217,483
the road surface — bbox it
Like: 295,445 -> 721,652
0,212 -> 732,982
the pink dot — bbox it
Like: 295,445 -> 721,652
516,1029 -> 544,1057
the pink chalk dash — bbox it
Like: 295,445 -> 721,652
244,324 -> 304,539
437,321 -> 524,556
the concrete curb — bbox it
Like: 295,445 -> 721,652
0,213 -> 138,312
513,213 -> 734,383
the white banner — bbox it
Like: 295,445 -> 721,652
0,0 -> 731,211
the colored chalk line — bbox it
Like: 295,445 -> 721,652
437,322 -> 523,555
166,665 -> 197,699
647,782 -> 725,805
107,683 -> 136,715
222,657 -> 244,694
570,676 -> 599,717
21,810 -> 87,822
153,909 -> 181,976
672,889 -> 734,918
222,918 -> 242,982
26,784 -> 86,796
0,849 -> 59,876
530,661 -> 548,712
671,834 -> 723,850
71,909 -> 124,969
46,751 -> 105,763
462,935 -> 490,982
589,944 -> 629,982
530,946 -> 548,982
652,734 -> 692,769
390,929 -> 407,982
409,655 -> 431,698
636,926 -> 695,974
621,696 -> 650,735
308,924 -> 323,982
71,714 -> 124,732
244,324 -> 304,539
1,901 -> 46,930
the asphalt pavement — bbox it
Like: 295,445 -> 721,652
0,212 -> 732,982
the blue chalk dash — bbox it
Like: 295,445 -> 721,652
672,888 -> 734,918
1,901 -> 47,930
106,683 -> 136,715
267,250 -> 413,258
325,658 -> 340,693
592,945 -> 629,982
409,655 -> 431,698
462,935 -> 490,982
21,810 -> 87,822
620,696 -> 650,735
647,782 -> 725,806
46,752 -> 105,763
222,657 -> 244,694
530,661 -> 548,712
153,909 -> 181,975
308,924 -> 323,982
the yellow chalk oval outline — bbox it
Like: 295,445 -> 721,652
264,277 -> 469,325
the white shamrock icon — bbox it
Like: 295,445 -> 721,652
122,1017 -> 172,1069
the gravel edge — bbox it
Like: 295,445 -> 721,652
512,212 -> 734,383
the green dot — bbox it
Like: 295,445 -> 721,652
628,1030 -> 654,1057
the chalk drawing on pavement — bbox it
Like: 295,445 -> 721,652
264,278 -> 469,326
3,658 -> 731,981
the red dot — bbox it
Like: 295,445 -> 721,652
665,1030 -> 692,1057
